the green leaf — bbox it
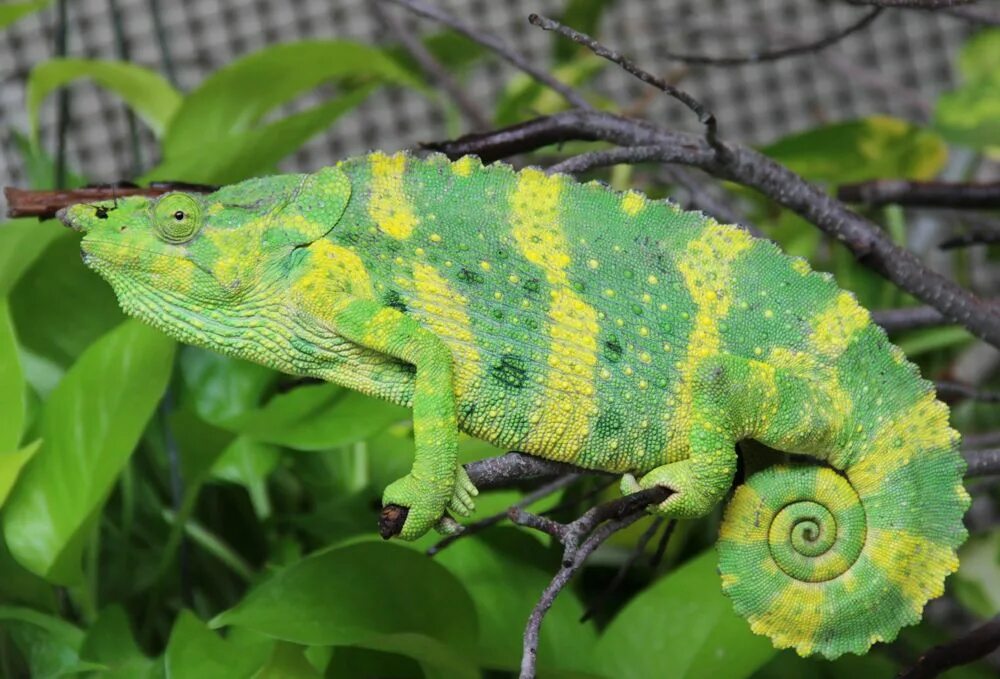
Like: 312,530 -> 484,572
10,129 -> 87,189
435,528 -> 598,673
254,642 -> 323,679
0,605 -> 102,678
211,436 -> 280,519
2,320 -> 175,584
596,549 -> 775,679
212,540 -> 479,679
27,58 -> 181,141
147,85 -> 376,185
228,384 -> 407,452
495,56 -> 607,127
161,40 -> 422,156
0,219 -> 63,297
0,440 -> 41,510
935,77 -> 1000,151
80,606 -> 158,679
0,0 -> 50,29
762,116 -> 948,184
958,29 -> 1000,84
165,610 -> 272,679
179,348 -> 277,426
9,233 -> 123,368
0,302 -> 25,452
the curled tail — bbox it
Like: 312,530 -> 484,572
717,369 -> 969,657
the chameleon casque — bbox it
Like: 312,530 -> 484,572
58,151 -> 969,659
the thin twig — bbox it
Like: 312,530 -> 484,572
963,431 -> 1000,449
839,180 -> 1000,210
872,305 -> 953,332
899,614 -> 1000,679
940,227 -> 1000,251
944,4 -> 1000,23
580,516 -> 663,623
427,473 -> 582,556
654,7 -> 883,66
846,0 -> 976,7
648,518 -> 678,570
384,0 -> 591,110
371,0 -> 491,131
936,381 -> 1000,404
964,448 -> 1000,478
426,111 -> 1000,347
4,183 -> 218,219
527,13 -> 721,150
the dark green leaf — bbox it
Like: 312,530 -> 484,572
762,116 -> 948,184
2,320 -> 175,584
0,302 -> 25,452
178,348 -> 277,426
596,549 -> 775,679
80,606 -> 158,679
0,220 -> 64,297
211,436 -> 280,519
212,540 -> 479,678
0,606 -> 101,678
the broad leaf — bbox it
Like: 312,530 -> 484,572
0,219 -> 63,297
80,606 -> 158,679
595,549 -> 775,679
0,302 -> 25,452
162,40 -> 422,155
165,610 -> 273,679
212,540 -> 479,679
27,58 -> 181,141
0,0 -> 50,29
2,320 -> 175,584
762,116 -> 947,184
0,606 -> 101,678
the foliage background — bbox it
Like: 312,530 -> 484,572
0,1 -> 998,677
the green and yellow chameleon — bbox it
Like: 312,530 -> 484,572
58,151 -> 969,659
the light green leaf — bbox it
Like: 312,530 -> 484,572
0,301 -> 25,452
10,129 -> 87,189
254,642 -> 323,679
80,606 -> 158,679
228,384 -> 407,452
162,40 -> 422,155
495,56 -> 606,126
2,320 -> 175,584
958,29 -> 1000,83
0,0 -> 50,29
148,86 -> 376,185
763,116 -> 948,184
211,436 -> 280,519
165,610 -> 273,679
596,549 -> 775,679
179,348 -> 277,426
0,440 -> 41,510
212,540 -> 479,679
0,219 -> 63,297
935,77 -> 1000,151
27,58 -> 181,141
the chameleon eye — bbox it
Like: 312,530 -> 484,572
154,194 -> 202,243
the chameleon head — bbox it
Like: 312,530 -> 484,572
56,175 -> 331,349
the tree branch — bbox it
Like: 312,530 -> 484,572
383,0 -> 591,110
427,110 -> 1000,348
899,614 -> 1000,679
4,183 -> 217,219
964,449 -> 1000,478
838,180 -> 1000,210
846,0 -> 977,7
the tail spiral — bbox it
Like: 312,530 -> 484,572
719,418 -> 968,658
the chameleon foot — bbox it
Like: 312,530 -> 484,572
447,466 -> 479,518
621,459 -> 725,519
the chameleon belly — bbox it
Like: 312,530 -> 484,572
61,150 -> 969,660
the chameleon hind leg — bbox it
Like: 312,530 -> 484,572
330,297 -> 477,540
622,357 -> 744,518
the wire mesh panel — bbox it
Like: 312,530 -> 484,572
0,0 -> 972,187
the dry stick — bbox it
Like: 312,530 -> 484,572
872,305 -> 954,332
940,227 -> 1000,251
964,449 -> 1000,478
383,0 -> 591,110
4,183 -> 217,219
370,0 -> 491,131
527,13 -> 721,151
426,473 -> 583,556
898,614 -> 1000,679
839,180 -> 1000,209
509,486 -> 671,679
963,431 -> 1000,449
845,0 -> 977,7
652,7 -> 883,67
935,381 -> 1000,404
944,4 -> 1000,23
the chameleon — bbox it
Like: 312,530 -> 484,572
57,151 -> 969,659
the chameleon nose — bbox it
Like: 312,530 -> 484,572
56,206 -> 82,232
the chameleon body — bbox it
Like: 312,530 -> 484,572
59,152 -> 969,658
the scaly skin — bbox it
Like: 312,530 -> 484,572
58,151 -> 969,658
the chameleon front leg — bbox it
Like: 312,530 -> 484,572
330,297 -> 477,540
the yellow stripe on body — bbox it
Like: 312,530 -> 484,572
402,262 -> 481,396
864,527 -> 958,617
292,240 -> 374,317
667,222 -> 753,460
369,151 -> 418,239
510,168 -> 600,460
747,580 -> 823,656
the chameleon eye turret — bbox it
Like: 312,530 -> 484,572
58,151 -> 968,659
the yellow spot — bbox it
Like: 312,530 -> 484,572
429,233 -> 442,243
409,262 -> 481,392
810,291 -> 870,359
604,289 -> 615,298
639,326 -> 650,337
369,151 -> 418,239
480,261 -> 491,271
451,155 -> 475,177
509,274 -> 520,284
792,258 -> 811,275
647,275 -> 659,285
587,259 -> 599,269
764,309 -> 774,319
510,168 -> 599,459
639,351 -> 652,364
621,190 -> 646,216
414,247 -> 425,257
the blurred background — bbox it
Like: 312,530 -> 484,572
0,0 -> 976,186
